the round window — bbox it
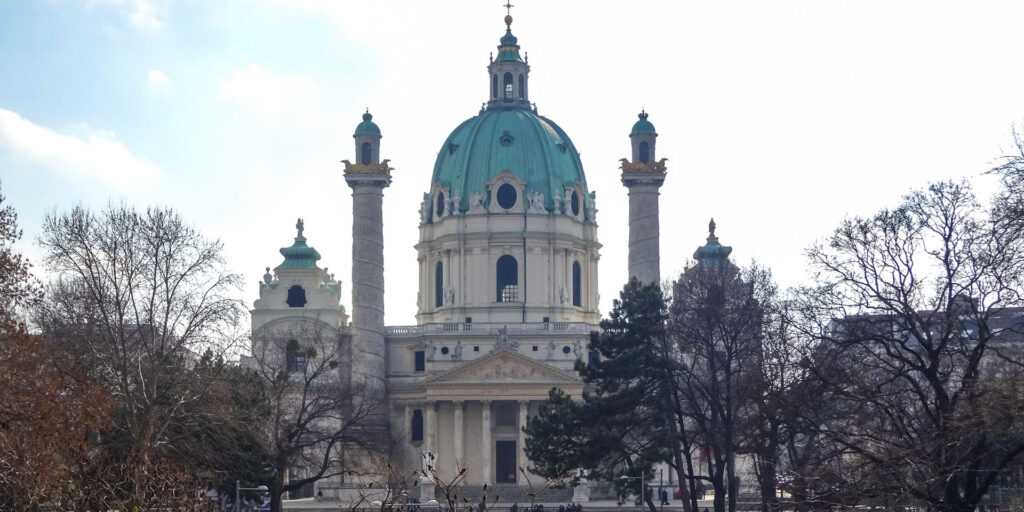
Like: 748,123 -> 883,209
441,346 -> 450,355
496,183 -> 517,209
436,192 -> 445,217
562,346 -> 572,354
570,191 -> 580,216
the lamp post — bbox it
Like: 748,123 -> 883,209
620,472 -> 645,512
235,480 -> 269,512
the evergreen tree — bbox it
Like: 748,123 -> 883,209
525,278 -> 679,512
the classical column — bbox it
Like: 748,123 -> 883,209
481,400 -> 492,483
621,112 -> 667,286
425,400 -> 437,456
454,401 -> 465,466
518,400 -> 529,483
343,157 -> 392,414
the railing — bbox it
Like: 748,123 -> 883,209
385,322 -> 597,337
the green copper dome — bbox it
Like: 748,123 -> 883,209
631,111 -> 656,134
276,237 -> 322,270
693,219 -> 732,268
430,108 -> 589,213
354,111 -> 381,136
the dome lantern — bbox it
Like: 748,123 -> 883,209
487,6 -> 531,109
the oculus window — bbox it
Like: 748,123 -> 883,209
496,183 -> 517,209
570,191 -> 580,216
435,192 -> 445,218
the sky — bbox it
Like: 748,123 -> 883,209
2,0 -> 1023,328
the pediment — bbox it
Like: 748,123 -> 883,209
424,349 -> 581,387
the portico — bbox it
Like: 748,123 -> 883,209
399,349 -> 584,485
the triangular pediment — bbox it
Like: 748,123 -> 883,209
424,349 -> 581,386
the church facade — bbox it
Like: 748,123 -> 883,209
250,11 -> 670,502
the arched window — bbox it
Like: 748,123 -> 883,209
638,141 -> 650,163
286,285 -> 307,308
503,72 -> 513,98
435,192 -> 445,218
435,261 -> 444,307
570,191 -> 580,216
492,74 -> 498,99
360,142 -> 372,165
518,74 -> 525,99
411,409 -> 424,442
572,261 -> 582,307
286,339 -> 307,372
496,255 -> 518,302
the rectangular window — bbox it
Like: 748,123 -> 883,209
414,351 -> 425,372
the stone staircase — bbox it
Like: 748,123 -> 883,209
435,484 -> 573,506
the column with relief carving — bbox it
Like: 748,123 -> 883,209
454,401 -> 464,467
481,400 -> 492,483
518,400 -> 529,483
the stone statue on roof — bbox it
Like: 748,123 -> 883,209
296,218 -> 304,239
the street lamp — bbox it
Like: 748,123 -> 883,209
620,471 -> 645,512
236,480 -> 270,512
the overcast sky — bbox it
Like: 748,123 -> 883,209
2,0 -> 1023,327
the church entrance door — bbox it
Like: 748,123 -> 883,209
495,440 -> 517,483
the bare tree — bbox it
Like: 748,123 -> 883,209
795,179 -> 1024,512
668,259 -> 775,512
34,203 -> 246,507
246,319 -> 385,512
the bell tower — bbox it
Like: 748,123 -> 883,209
620,111 -> 667,285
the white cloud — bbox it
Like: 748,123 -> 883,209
147,69 -> 169,87
89,0 -> 164,30
220,64 -> 324,124
0,108 -> 161,186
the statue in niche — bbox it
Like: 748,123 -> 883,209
425,340 -> 437,360
452,341 -> 464,361
416,292 -> 422,310
559,283 -> 569,305
527,191 -> 546,213
573,340 -> 583,360
468,192 -> 486,214
545,340 -> 556,359
444,286 -> 455,306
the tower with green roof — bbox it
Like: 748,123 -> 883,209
343,109 -> 392,408
621,110 -> 667,285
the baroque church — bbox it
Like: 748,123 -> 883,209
249,9 -> 689,504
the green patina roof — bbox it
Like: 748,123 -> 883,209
497,29 -> 523,62
631,111 -> 656,134
693,219 -> 732,268
354,111 -> 381,137
276,237 -> 322,270
429,108 -> 589,213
